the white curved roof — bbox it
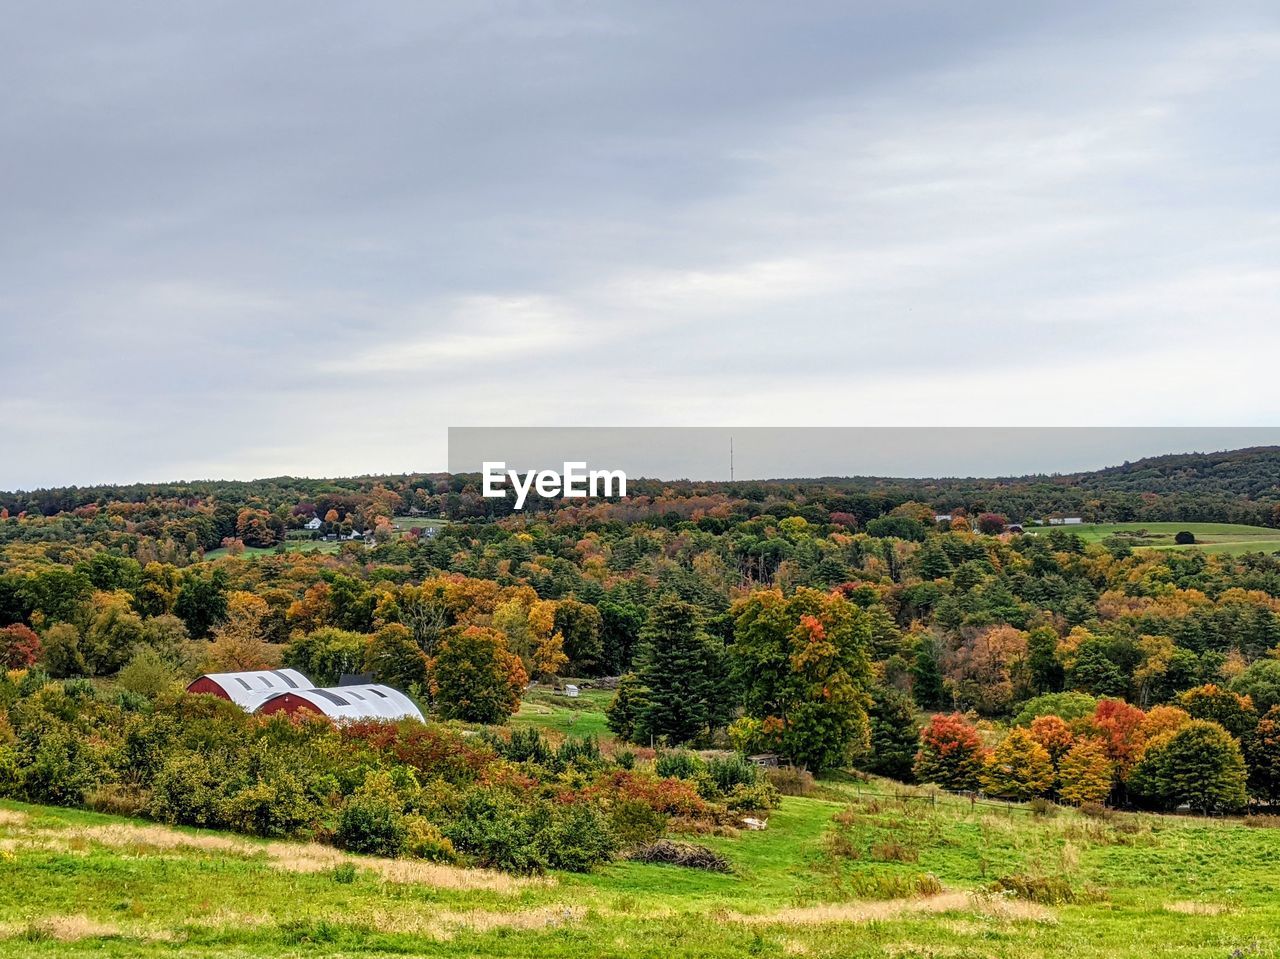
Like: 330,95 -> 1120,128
191,668 -> 314,709
256,684 -> 424,721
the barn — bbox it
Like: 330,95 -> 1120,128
254,684 -> 424,722
186,668 -> 315,710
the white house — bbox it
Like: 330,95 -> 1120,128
1047,517 -> 1084,526
304,517 -> 323,530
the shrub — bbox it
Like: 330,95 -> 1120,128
703,753 -> 763,795
116,648 -> 178,698
226,769 -> 316,838
336,771 -> 408,856
84,783 -> 150,818
501,727 -> 555,765
607,799 -> 668,847
766,766 -> 815,796
330,863 -> 357,884
403,815 -> 458,863
1129,720 -> 1248,813
150,752 -> 230,828
724,780 -> 780,811
539,802 -> 617,872
914,714 -> 985,792
1174,530 -> 1196,545
992,874 -> 1079,905
655,749 -> 706,781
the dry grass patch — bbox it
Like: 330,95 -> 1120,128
23,914 -> 121,941
0,809 -> 29,827
1165,900 -> 1232,916
357,905 -> 585,939
733,891 -> 1055,927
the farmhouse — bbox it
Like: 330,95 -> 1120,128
255,684 -> 424,722
304,516 -> 323,530
185,668 -> 314,710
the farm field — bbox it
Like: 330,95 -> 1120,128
3,776 -> 1279,958
1023,521 -> 1280,555
510,686 -> 616,740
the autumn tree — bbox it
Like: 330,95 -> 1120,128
208,592 -> 280,673
914,713 -> 985,792
363,623 -> 429,690
0,624 -> 41,669
430,625 -> 527,724
1247,705 -> 1280,803
1029,714 -> 1074,766
982,727 -> 1054,801
1057,737 -> 1114,806
731,588 -> 873,770
947,625 -> 1028,716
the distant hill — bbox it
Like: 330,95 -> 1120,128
2,447 -> 1279,529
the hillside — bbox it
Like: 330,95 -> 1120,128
3,777 -> 1278,958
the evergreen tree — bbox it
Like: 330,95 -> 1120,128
632,598 -> 725,746
1026,626 -> 1064,694
909,634 -> 946,709
860,685 -> 920,781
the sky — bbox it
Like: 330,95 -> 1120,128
3,2 -> 1280,489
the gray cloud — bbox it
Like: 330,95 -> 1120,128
2,2 -> 1279,487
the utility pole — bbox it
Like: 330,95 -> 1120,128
730,436 -> 734,482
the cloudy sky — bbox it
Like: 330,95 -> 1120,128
3,2 -> 1280,488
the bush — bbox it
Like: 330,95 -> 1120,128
150,752 -> 230,828
703,753 -> 763,796
116,648 -> 178,698
336,771 -> 408,856
84,783 -> 150,818
655,749 -> 705,781
403,815 -> 458,863
538,802 -> 618,872
992,874 -> 1079,905
607,799 -> 668,847
1174,531 -> 1196,545
766,766 -> 815,796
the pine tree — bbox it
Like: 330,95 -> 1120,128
909,634 -> 946,709
860,685 -> 920,781
633,598 -> 724,746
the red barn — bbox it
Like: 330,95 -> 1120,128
256,684 -> 424,722
186,668 -> 314,711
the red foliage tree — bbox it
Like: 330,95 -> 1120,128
0,624 -> 41,669
914,713 -> 986,791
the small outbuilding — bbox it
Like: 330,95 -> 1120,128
254,684 -> 424,722
186,668 -> 315,710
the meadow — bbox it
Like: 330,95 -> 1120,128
1024,521 -> 1280,555
3,774 -> 1279,958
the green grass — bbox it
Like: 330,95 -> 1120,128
1023,521 -> 1280,555
510,687 -> 615,740
203,541 -> 344,560
5,778 -> 1280,957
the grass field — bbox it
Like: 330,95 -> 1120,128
511,686 -> 616,740
1023,521 -> 1280,555
3,775 -> 1280,958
